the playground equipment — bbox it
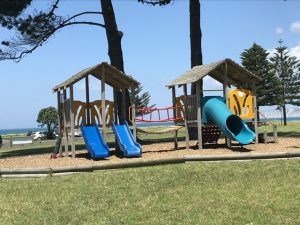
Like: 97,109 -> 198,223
52,62 -> 141,158
228,89 -> 255,119
80,124 -> 109,159
112,121 -> 142,157
202,97 -> 255,145
129,105 -> 184,149
166,58 -> 263,149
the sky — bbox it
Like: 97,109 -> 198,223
1,0 -> 300,129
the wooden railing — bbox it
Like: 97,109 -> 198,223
257,110 -> 278,143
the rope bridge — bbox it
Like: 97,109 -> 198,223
129,105 -> 184,149
129,105 -> 184,123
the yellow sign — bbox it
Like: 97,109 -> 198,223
228,89 -> 254,119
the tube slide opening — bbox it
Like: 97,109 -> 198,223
226,115 -> 255,144
226,115 -> 243,136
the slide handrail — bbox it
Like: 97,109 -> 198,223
257,109 -> 274,126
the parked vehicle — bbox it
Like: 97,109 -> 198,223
74,130 -> 82,137
32,131 -> 46,140
27,131 -> 33,136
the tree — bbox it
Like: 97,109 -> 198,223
240,43 -> 281,119
37,106 -> 58,137
129,84 -> 156,116
0,0 -> 130,123
269,40 -> 300,125
138,0 -> 203,139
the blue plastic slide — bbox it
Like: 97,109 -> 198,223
80,124 -> 110,159
202,97 -> 255,145
112,122 -> 142,157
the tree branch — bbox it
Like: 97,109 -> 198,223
3,20 -> 105,61
64,11 -> 103,24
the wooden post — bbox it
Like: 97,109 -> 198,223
223,62 -> 231,148
172,87 -> 176,121
122,88 -> 126,125
182,85 -> 189,149
9,136 -> 12,147
183,84 -> 188,96
252,79 -> 259,144
70,85 -> 76,158
131,87 -> 137,141
85,76 -> 90,125
273,124 -> 278,143
174,130 -> 178,150
57,90 -> 63,157
113,88 -> 118,125
196,81 -> 202,150
101,72 -> 106,141
63,89 -> 68,157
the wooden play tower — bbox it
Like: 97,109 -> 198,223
166,58 -> 262,149
52,62 -> 139,158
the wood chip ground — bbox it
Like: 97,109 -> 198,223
0,137 -> 299,169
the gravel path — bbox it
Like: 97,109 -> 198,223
0,137 -> 299,169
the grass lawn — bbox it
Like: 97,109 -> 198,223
262,121 -> 300,137
1,159 -> 300,225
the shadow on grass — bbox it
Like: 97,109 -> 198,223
0,146 -> 54,159
0,144 -> 87,159
273,131 -> 300,138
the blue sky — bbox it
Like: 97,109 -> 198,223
1,0 -> 300,129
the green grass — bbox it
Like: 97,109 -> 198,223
260,121 -> 300,137
1,160 -> 300,225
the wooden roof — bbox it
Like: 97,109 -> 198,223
53,62 -> 139,92
166,58 -> 262,87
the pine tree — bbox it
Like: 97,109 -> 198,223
129,85 -> 155,117
269,40 -> 300,125
241,43 -> 281,113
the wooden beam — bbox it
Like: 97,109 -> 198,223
101,72 -> 106,141
251,79 -> 259,144
85,76 -> 90,125
57,91 -> 63,157
131,87 -> 137,141
122,88 -> 126,125
223,62 -> 231,148
63,89 -> 68,157
196,81 -> 202,150
70,85 -> 76,158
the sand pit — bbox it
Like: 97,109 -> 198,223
0,137 -> 299,169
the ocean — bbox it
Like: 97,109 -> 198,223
0,117 -> 299,136
0,127 -> 47,136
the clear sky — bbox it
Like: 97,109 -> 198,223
1,0 -> 300,129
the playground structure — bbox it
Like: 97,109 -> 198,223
166,58 -> 263,149
52,62 -> 142,159
52,59 -> 278,159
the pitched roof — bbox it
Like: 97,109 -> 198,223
53,62 -> 139,92
166,58 -> 262,87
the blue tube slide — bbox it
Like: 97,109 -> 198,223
80,124 -> 110,159
202,97 -> 255,145
112,121 -> 142,157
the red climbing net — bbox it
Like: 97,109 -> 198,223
129,105 -> 184,123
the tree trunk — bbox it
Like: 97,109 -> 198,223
190,0 -> 203,95
189,0 -> 203,140
101,0 -> 130,124
282,104 -> 287,126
